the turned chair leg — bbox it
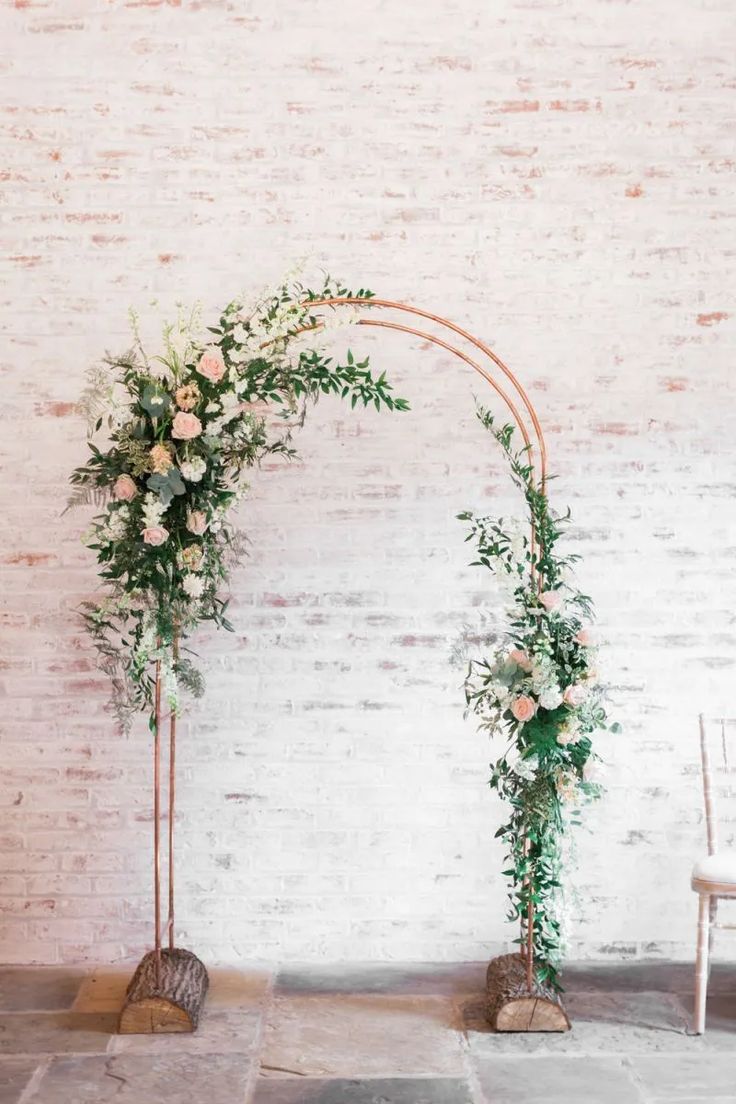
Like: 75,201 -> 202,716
693,892 -> 711,1034
708,896 -> 718,972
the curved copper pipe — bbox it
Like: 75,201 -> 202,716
302,297 -> 547,490
355,318 -> 534,455
272,315 -> 539,575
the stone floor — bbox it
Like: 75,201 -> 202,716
0,961 -> 733,1103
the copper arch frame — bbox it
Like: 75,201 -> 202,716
154,298 -> 548,992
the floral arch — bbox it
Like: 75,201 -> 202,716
70,278 -> 613,1033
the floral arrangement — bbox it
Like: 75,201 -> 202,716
460,407 -> 618,990
69,276 -> 408,731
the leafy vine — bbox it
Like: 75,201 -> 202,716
460,406 -> 617,989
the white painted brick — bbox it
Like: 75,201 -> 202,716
0,0 -> 734,966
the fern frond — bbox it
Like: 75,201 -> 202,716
64,485 -> 111,514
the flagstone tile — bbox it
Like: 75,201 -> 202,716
251,1077 -> 475,1104
629,1054 -> 736,1100
0,969 -> 86,1013
207,966 -> 272,1008
473,1056 -> 643,1104
463,990 -> 690,1055
0,1058 -> 41,1104
0,1012 -> 116,1055
274,963 -> 485,997
109,1008 -> 261,1055
261,995 -> 465,1078
561,962 -> 736,996
26,1053 -> 251,1103
670,992 -> 736,1049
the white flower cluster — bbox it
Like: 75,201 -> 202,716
142,493 -> 167,528
179,456 -> 207,483
207,391 -> 242,435
512,754 -> 538,782
530,652 -> 563,711
104,505 -> 130,543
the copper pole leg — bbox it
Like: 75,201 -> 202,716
153,659 -> 162,986
167,635 -> 178,952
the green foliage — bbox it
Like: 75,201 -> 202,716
69,276 -> 409,737
462,404 -> 614,990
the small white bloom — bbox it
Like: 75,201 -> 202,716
104,504 -> 130,542
232,323 -> 248,344
142,493 -> 166,528
539,686 -> 564,711
179,457 -> 207,483
512,755 -> 538,782
182,574 -> 205,600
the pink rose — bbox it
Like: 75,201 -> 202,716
186,509 -> 208,536
196,349 -> 226,384
539,590 -> 563,612
563,683 -> 588,707
113,474 -> 137,501
171,411 -> 203,440
574,628 -> 592,646
509,648 -> 533,673
142,526 -> 169,547
511,696 -> 536,723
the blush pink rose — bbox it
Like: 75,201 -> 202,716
563,683 -> 588,707
171,411 -> 203,440
511,696 -> 536,723
186,510 -> 207,536
142,526 -> 169,547
196,349 -> 226,384
539,590 -> 563,612
509,648 -> 533,672
113,474 -> 137,501
574,628 -> 592,646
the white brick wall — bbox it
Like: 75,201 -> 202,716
1,0 -> 735,965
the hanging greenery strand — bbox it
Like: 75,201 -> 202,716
460,405 -> 618,990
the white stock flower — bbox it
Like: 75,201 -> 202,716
142,493 -> 166,528
179,457 -> 207,483
512,755 -> 538,782
104,505 -> 130,542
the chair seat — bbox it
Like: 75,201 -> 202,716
692,851 -> 736,893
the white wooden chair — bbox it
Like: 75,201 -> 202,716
691,714 -> 736,1033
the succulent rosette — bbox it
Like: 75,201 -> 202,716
69,276 -> 408,730
460,406 -> 619,989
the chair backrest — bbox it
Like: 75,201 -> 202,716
699,714 -> 736,855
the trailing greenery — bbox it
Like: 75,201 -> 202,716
69,275 -> 408,732
460,405 -> 618,990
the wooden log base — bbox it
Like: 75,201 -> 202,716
118,948 -> 209,1034
486,953 -> 571,1033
